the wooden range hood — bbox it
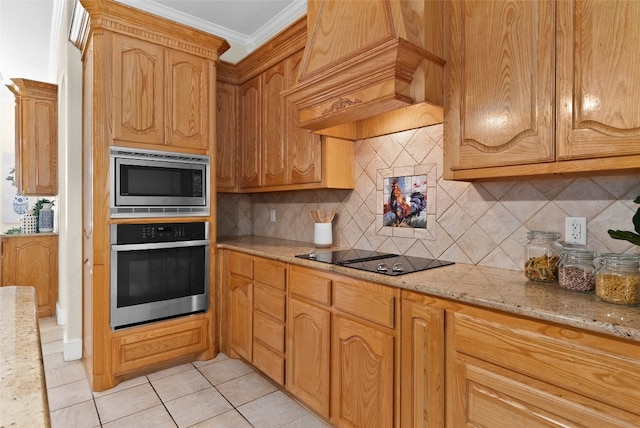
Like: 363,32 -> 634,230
283,0 -> 446,139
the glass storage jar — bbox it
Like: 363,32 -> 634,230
595,253 -> 640,305
524,231 -> 562,282
557,247 -> 596,292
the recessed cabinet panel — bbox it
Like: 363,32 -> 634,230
262,62 -> 287,187
556,0 -> 640,160
216,81 -> 238,190
445,0 -> 555,170
113,34 -> 164,144
240,76 -> 262,189
287,50 -> 322,185
166,50 -> 208,148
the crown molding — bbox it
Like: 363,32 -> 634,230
113,0 -> 306,61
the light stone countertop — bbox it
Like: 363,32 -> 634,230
0,286 -> 50,427
218,236 -> 640,343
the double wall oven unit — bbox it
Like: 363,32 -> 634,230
110,222 -> 210,330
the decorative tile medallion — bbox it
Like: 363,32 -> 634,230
377,164 -> 437,240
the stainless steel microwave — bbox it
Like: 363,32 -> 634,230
110,147 -> 210,218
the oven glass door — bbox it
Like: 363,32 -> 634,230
111,240 -> 209,329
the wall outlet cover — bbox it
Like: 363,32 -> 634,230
565,217 -> 587,245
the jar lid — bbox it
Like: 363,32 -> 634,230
527,231 -> 562,240
598,253 -> 640,265
561,247 -> 596,258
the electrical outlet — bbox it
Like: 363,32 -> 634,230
270,209 -> 276,223
565,217 -> 587,245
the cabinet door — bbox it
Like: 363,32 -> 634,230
286,51 -> 322,185
556,0 -> 640,160
165,50 -> 209,149
287,298 -> 331,418
112,34 -> 164,145
400,298 -> 445,428
239,76 -> 261,189
8,79 -> 58,195
444,0 -> 555,170
216,81 -> 238,191
331,315 -> 394,428
1,236 -> 58,317
262,62 -> 287,187
228,275 -> 253,361
451,356 -> 638,427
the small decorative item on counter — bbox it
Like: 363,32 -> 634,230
558,247 -> 596,292
33,198 -> 55,233
310,210 -> 335,248
595,253 -> 640,305
20,211 -> 38,234
524,231 -> 562,282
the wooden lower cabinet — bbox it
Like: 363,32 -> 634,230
112,317 -> 209,375
400,291 -> 445,428
331,314 -> 395,428
228,275 -> 253,361
449,306 -> 640,427
287,297 -> 331,418
224,254 -> 640,427
1,234 -> 58,317
224,251 -> 287,384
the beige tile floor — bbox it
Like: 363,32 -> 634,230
39,317 -> 330,428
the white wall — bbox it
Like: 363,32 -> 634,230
55,0 -> 83,361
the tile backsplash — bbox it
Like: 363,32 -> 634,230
217,124 -> 640,271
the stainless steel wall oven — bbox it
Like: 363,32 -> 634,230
110,221 -> 209,330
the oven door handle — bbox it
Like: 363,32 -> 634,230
111,240 -> 210,252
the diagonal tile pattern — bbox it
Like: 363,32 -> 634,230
218,124 -> 640,272
40,318 -> 330,428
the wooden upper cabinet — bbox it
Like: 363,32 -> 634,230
112,34 -> 209,150
113,35 -> 164,145
262,61 -> 287,187
240,76 -> 262,189
445,0 -> 640,180
556,0 -> 640,160
444,0 -> 555,171
165,49 -> 209,149
216,81 -> 238,191
6,78 -> 58,196
286,51 -> 322,185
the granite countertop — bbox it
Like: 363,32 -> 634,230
0,286 -> 50,427
218,236 -> 640,343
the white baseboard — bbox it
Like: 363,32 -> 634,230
56,302 -> 67,326
63,338 -> 83,361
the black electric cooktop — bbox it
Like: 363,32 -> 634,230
295,249 -> 454,276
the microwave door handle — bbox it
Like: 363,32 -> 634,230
111,240 -> 210,252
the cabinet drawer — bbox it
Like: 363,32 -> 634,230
254,282 -> 285,322
253,311 -> 285,353
112,318 -> 207,375
290,266 -> 331,306
253,340 -> 285,386
254,259 -> 286,290
458,358 -> 637,427
333,279 -> 397,329
229,252 -> 253,278
454,311 -> 640,416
